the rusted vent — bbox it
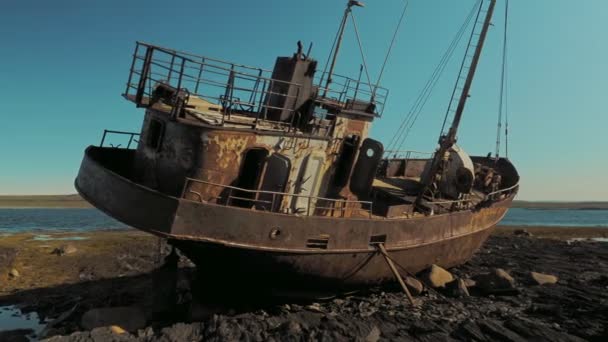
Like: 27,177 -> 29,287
369,234 -> 387,244
306,235 -> 329,249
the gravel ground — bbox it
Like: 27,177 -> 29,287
1,229 -> 607,341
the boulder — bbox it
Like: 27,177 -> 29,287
0,329 -> 33,342
463,278 -> 476,288
81,306 -> 146,332
9,268 -> 19,278
110,326 -> 126,334
365,325 -> 381,342
473,268 -> 516,294
403,276 -> 424,295
420,265 -> 454,288
529,272 -> 558,285
514,229 -> 532,237
52,244 -> 77,256
445,278 -> 470,297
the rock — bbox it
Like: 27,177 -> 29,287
0,329 -> 33,342
52,244 -> 77,256
445,278 -> 470,297
529,271 -> 558,285
110,325 -> 126,334
420,264 -> 454,288
453,321 -> 487,341
305,303 -> 323,313
513,229 -> 532,237
81,306 -> 146,332
403,276 -> 424,295
89,326 -> 134,341
473,268 -> 516,294
365,325 -> 381,342
504,319 -> 585,342
160,322 -> 205,342
478,320 -> 526,342
463,278 -> 476,288
9,268 -> 19,278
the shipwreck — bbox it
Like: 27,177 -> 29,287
76,0 -> 519,295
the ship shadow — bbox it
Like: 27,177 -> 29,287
0,264 -> 403,335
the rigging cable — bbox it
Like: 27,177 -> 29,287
373,0 -> 409,99
386,0 -> 481,153
350,12 -> 375,95
495,0 -> 509,159
504,0 -> 510,159
318,14 -> 344,94
439,0 -> 484,137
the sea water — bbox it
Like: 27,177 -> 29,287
0,208 -> 128,233
0,305 -> 44,337
0,207 -> 607,234
501,208 -> 608,227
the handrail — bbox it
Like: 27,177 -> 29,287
423,182 -> 519,208
485,182 -> 519,199
125,42 -> 389,129
383,150 -> 434,159
125,42 -> 306,130
99,130 -> 140,149
182,178 -> 373,218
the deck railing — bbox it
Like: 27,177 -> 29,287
124,42 -> 388,129
181,178 -> 373,218
314,71 -> 388,117
383,150 -> 434,160
422,182 -> 520,210
124,42 -> 304,126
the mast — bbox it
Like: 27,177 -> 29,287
416,0 -> 496,207
322,0 -> 365,97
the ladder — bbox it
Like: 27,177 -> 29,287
442,0 -> 493,137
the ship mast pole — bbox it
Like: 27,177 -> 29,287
323,1 -> 365,98
416,0 -> 496,208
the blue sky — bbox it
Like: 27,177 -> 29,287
0,0 -> 606,201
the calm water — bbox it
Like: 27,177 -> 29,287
0,208 -> 128,233
0,208 -> 607,233
501,208 -> 608,227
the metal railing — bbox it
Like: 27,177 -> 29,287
124,42 -> 389,130
383,150 -> 434,160
182,178 -> 373,218
99,130 -> 140,149
422,182 -> 519,209
314,71 -> 389,117
484,183 -> 519,201
125,42 -> 304,127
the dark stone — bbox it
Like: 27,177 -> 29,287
478,320 -> 526,342
504,319 -> 586,342
0,329 -> 34,342
452,321 -> 489,341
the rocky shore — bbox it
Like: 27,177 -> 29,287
1,227 -> 607,341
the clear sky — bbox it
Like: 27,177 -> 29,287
0,0 -> 606,201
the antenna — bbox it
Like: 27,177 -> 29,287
322,0 -> 365,98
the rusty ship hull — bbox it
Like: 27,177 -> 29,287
76,0 -> 519,295
76,145 -> 516,292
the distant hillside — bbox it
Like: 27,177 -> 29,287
0,194 -> 91,208
0,195 -> 606,210
513,200 -> 608,210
